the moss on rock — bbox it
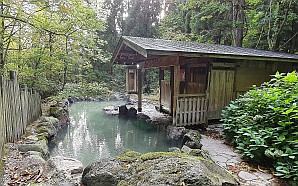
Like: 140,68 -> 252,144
83,150 -> 239,186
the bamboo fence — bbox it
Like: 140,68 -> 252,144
0,71 -> 42,153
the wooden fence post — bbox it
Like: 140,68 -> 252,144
20,84 -> 28,137
0,75 -> 4,152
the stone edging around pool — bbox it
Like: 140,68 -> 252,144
2,96 -> 240,185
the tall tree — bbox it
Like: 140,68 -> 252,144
123,0 -> 162,38
160,0 -> 298,53
230,0 -> 246,47
0,0 -> 105,97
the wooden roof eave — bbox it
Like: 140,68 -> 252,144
123,39 -> 148,58
147,50 -> 298,63
112,37 -> 298,65
111,37 -> 124,65
111,37 -> 149,65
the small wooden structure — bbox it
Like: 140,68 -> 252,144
111,36 -> 298,126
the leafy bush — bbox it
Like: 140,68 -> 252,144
222,72 -> 298,180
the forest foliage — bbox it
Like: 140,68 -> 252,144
0,0 -> 297,97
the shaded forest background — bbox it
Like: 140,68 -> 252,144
0,0 -> 297,98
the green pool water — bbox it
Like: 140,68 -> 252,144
49,101 -> 179,166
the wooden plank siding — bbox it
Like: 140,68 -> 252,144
0,72 -> 42,154
174,94 -> 208,126
208,69 -> 235,119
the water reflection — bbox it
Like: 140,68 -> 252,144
49,101 -> 179,166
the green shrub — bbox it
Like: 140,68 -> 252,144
222,72 -> 298,180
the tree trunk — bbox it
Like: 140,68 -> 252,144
232,0 -> 245,47
49,32 -> 53,56
62,36 -> 68,90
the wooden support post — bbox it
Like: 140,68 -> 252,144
170,66 -> 174,115
137,68 -> 142,112
173,64 -> 181,120
9,71 -> 16,81
170,56 -> 180,117
159,68 -> 164,110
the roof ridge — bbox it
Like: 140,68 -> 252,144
120,36 -> 298,61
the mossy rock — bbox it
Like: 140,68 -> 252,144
82,150 -> 239,186
116,149 -> 140,162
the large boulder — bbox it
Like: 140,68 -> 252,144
182,129 -> 202,149
32,116 -> 60,139
17,139 -> 49,157
82,160 -> 123,186
67,96 -> 76,104
44,156 -> 84,185
108,95 -> 118,101
181,145 -> 211,159
166,125 -> 187,141
49,100 -> 70,125
127,107 -> 137,118
82,151 -> 239,186
103,106 -> 119,115
118,105 -> 128,117
136,113 -> 151,122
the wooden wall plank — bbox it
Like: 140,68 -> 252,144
208,69 -> 235,119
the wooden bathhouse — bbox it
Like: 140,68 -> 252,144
111,36 -> 298,126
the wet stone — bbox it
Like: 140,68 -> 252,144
254,172 -> 273,180
226,158 -> 239,166
238,171 -> 258,181
213,155 -> 228,163
168,147 -> 181,153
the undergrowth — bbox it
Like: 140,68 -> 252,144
222,72 -> 298,181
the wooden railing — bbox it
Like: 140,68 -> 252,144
174,94 -> 208,126
0,72 -> 42,153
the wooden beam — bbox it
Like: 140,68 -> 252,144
212,62 -> 237,68
143,56 -> 180,69
186,63 -> 208,68
147,50 -> 298,63
180,57 -> 213,65
137,68 -> 142,112
159,68 -> 164,110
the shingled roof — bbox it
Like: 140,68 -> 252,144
112,36 -> 298,64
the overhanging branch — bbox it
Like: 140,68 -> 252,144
0,13 -> 68,36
